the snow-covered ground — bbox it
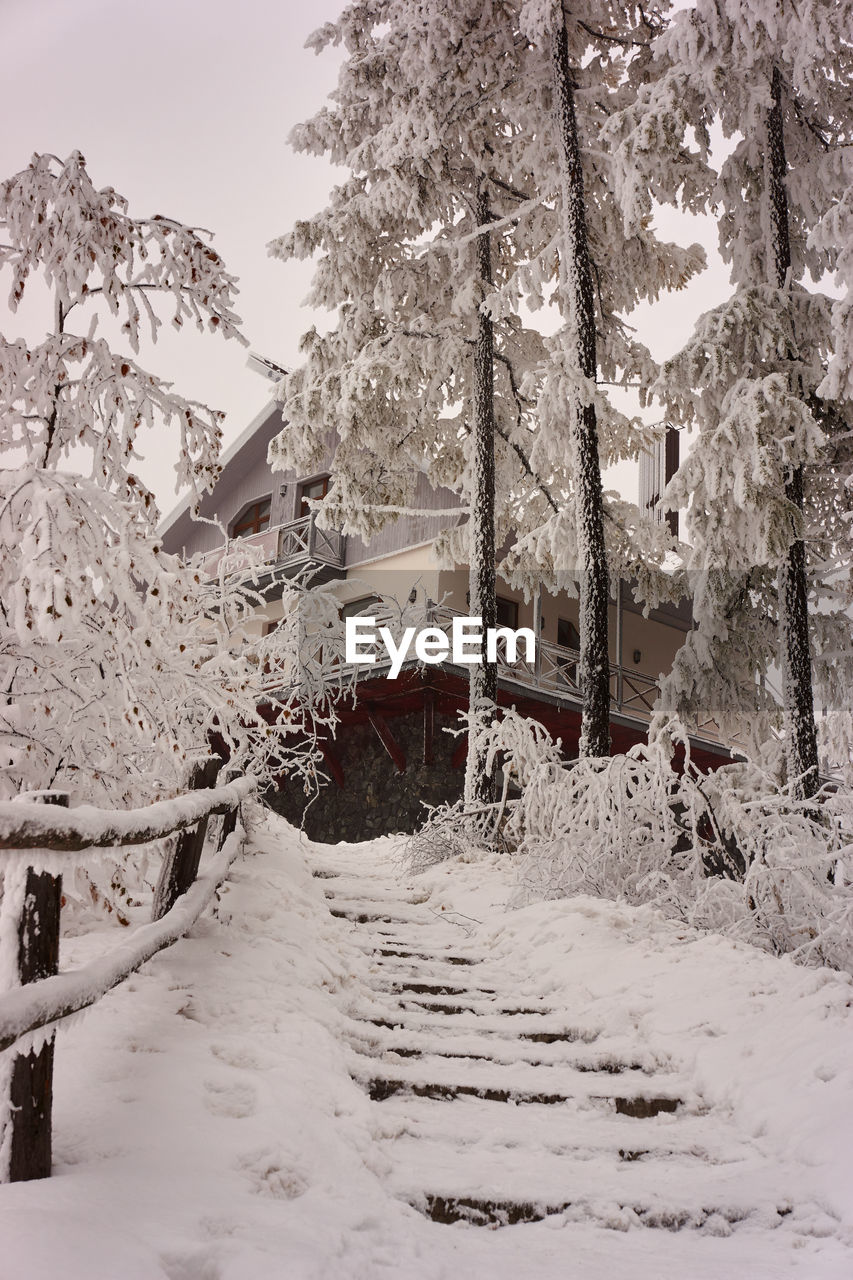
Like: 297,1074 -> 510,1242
2,807 -> 853,1279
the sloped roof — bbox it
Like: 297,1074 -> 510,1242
158,398 -> 282,544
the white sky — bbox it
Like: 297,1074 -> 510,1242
2,0 -> 732,517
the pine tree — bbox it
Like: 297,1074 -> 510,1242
466,181 -> 499,806
273,0 -> 705,784
548,4 -> 612,757
498,0 -> 705,756
269,1 -> 553,806
613,0 -> 853,791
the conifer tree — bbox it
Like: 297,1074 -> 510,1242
611,0 -> 853,791
269,1 -> 552,805
502,0 -> 705,755
274,0 -> 705,784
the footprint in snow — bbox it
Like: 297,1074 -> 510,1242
210,1042 -> 263,1071
236,1145 -> 308,1200
202,1078 -> 257,1119
159,1247 -> 222,1280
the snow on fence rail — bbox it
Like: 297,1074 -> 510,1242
0,824 -> 247,1057
0,767 -> 257,1183
0,775 -> 255,854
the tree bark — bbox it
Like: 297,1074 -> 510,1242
551,7 -> 611,758
464,180 -> 498,809
767,64 -> 820,801
7,793 -> 65,1182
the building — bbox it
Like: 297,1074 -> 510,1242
160,398 -> 729,840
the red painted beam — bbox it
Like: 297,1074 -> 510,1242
318,739 -> 345,789
451,737 -> 468,770
423,688 -> 435,766
366,705 -> 406,773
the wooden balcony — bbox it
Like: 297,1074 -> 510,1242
270,602 -> 735,752
277,513 -> 345,574
425,605 -> 670,729
202,513 -> 346,593
422,607 -> 734,748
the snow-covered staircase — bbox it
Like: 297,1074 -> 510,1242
310,846 -> 805,1236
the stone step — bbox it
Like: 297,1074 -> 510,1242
381,995 -> 553,1017
347,1030 -> 661,1075
344,997 -> 602,1040
415,1193 -> 780,1232
368,946 -> 481,966
328,907 -> 433,926
324,888 -> 427,908
352,1052 -> 688,1111
376,980 -> 495,999
370,1092 -> 749,1161
381,1135 -> 797,1232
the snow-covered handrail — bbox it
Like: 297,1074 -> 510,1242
0,776 -> 256,853
1,770 -> 254,1182
0,818 -> 246,1055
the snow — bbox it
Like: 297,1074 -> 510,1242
2,807 -> 853,1277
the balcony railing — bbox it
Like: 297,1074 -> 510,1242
427,605 -> 666,724
426,608 -> 734,747
278,514 -> 344,568
266,602 -> 734,749
201,513 -> 345,581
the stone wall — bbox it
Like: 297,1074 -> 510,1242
266,709 -> 464,843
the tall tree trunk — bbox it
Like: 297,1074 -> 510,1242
551,7 -> 611,758
767,64 -> 820,800
464,180 -> 498,809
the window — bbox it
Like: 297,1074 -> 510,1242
495,596 -> 518,629
557,617 -> 580,689
341,595 -> 380,621
232,497 -> 271,539
557,617 -> 581,651
298,475 -> 329,517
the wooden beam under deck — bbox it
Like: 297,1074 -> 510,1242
318,739 -> 345,789
366,704 -> 407,773
423,687 -> 435,766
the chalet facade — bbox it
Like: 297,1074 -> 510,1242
160,398 -> 727,840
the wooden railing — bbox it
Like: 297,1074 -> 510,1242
0,764 -> 256,1182
200,514 -> 345,581
262,603 -> 738,751
277,513 -> 345,568
201,524 -> 281,578
423,607 -> 740,747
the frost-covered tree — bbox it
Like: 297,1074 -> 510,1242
610,0 -> 853,795
273,0 -> 704,784
269,0 -> 558,805
488,0 -> 706,754
0,151 -> 259,805
546,3 -> 611,757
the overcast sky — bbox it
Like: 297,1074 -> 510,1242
3,0 -> 731,518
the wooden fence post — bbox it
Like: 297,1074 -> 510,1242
152,758 -> 221,921
8,791 -> 66,1182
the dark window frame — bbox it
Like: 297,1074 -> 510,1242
340,595 -> 381,621
557,616 -> 581,651
231,496 -> 272,539
298,474 -> 330,518
495,596 -> 519,629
